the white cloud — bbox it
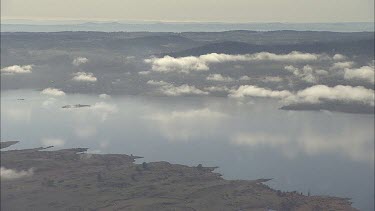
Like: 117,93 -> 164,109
1,65 -> 33,74
331,61 -> 355,69
288,85 -> 375,106
344,65 -> 375,84
145,52 -> 324,73
124,56 -> 135,64
145,55 -> 209,73
284,65 -> 300,75
72,72 -> 97,82
332,54 -> 347,61
147,80 -> 170,86
230,84 -> 374,107
284,65 -> 320,83
239,75 -> 251,81
206,74 -> 234,82
204,86 -> 230,92
160,84 -> 209,96
41,138 -> 65,147
1,167 -> 34,180
99,94 -> 111,99
146,80 -> 208,96
229,85 -> 292,98
41,88 -> 66,96
72,57 -> 88,66
315,69 -> 329,76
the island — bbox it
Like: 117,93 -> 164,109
61,104 -> 91,109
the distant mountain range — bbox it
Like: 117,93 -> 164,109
1,21 -> 374,32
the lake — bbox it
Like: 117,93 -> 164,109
1,90 -> 374,211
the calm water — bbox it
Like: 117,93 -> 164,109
1,90 -> 374,211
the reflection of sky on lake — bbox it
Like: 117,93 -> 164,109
1,90 -> 374,211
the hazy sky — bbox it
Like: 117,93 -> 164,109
1,0 -> 374,23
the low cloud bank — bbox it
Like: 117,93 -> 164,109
147,80 -> 208,96
344,65 -> 374,84
285,65 -> 328,83
230,84 -> 374,106
291,85 -> 374,106
229,85 -> 292,99
160,84 -> 209,96
72,72 -> 97,82
1,65 -> 33,74
145,52 -> 325,73
206,74 -> 234,82
41,88 -> 66,96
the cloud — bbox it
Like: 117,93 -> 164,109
230,84 -> 374,107
1,167 -> 34,180
145,52 -> 324,73
1,65 -> 33,74
239,75 -> 251,81
344,65 -> 374,84
145,55 -> 209,73
332,54 -> 347,61
72,72 -> 97,82
138,71 -> 151,75
160,84 -> 209,96
41,138 -> 65,147
331,61 -> 355,69
147,80 -> 170,86
206,74 -> 234,82
288,85 -> 375,106
229,85 -> 292,98
99,94 -> 111,99
124,56 -> 135,64
204,86 -> 230,92
41,88 -> 66,96
146,80 -> 208,96
147,108 -> 227,141
284,65 -> 321,83
315,69 -> 329,76
72,57 -> 88,66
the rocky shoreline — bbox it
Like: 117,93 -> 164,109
1,141 -> 356,210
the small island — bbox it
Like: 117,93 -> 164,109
1,142 -> 356,210
61,104 -> 91,109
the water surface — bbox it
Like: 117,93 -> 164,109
1,90 -> 374,210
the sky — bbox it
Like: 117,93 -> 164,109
1,0 -> 374,23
